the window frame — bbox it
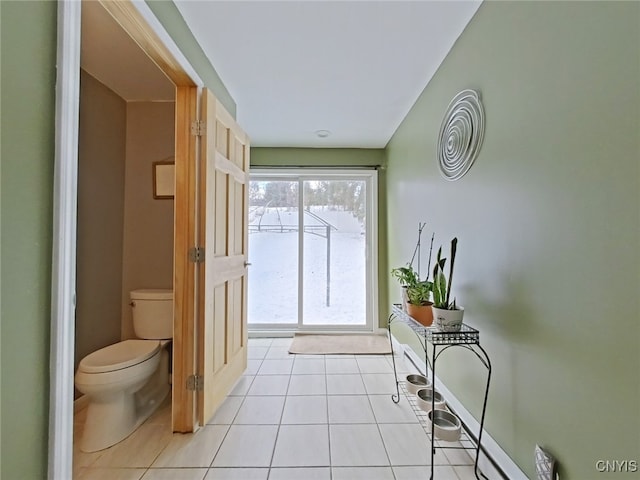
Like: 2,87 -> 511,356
248,168 -> 379,334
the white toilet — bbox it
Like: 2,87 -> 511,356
75,289 -> 173,452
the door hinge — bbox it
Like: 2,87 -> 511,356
189,247 -> 205,263
186,374 -> 204,391
191,120 -> 205,136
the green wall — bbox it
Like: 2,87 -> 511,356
386,2 -> 639,479
1,2 -> 57,478
251,147 -> 389,324
3,1 -> 638,478
144,0 -> 235,117
251,147 -> 385,168
0,2 -> 234,478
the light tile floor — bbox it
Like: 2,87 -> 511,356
74,337 -> 487,480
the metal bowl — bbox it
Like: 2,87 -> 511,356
405,374 -> 430,395
416,388 -> 446,412
427,408 -> 461,442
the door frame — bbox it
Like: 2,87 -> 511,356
248,168 -> 379,333
50,1 -> 204,477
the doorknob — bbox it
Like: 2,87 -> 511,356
244,262 -> 252,267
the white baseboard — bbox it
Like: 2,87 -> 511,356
400,342 -> 527,480
248,331 -> 295,338
249,328 -> 387,338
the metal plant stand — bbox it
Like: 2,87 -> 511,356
387,304 -> 492,480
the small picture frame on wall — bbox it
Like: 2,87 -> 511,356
153,159 -> 175,199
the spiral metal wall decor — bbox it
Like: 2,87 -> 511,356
437,89 -> 485,181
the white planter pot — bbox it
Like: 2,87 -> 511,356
432,306 -> 464,332
401,286 -> 409,312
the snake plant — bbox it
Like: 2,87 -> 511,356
432,237 -> 459,309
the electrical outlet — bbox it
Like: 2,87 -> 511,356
535,444 -> 558,480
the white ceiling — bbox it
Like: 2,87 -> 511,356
174,0 -> 482,148
81,1 -> 481,148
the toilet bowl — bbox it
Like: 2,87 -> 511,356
75,289 -> 173,452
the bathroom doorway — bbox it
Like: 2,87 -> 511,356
51,1 -> 217,477
74,1 -> 250,437
75,1 -> 177,395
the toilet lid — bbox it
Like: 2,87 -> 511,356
80,340 -> 160,374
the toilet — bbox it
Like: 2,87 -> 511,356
75,289 -> 173,452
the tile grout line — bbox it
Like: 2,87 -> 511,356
209,344 -> 262,473
265,345 -> 294,476
360,356 -> 395,477
324,354 -> 334,480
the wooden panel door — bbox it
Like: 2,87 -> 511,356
198,88 -> 250,424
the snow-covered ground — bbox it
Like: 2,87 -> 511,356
247,207 -> 366,326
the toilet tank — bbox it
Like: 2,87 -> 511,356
130,289 -> 173,339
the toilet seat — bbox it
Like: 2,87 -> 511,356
79,340 -> 160,374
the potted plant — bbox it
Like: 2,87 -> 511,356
391,224 -> 435,312
406,279 -> 434,326
390,265 -> 419,311
431,237 -> 464,332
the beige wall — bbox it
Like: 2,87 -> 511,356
75,71 -> 127,371
76,73 -> 175,365
121,102 -> 175,339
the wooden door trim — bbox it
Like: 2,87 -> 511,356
97,0 -> 199,87
173,85 -> 199,432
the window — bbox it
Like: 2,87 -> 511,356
248,169 -> 378,331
